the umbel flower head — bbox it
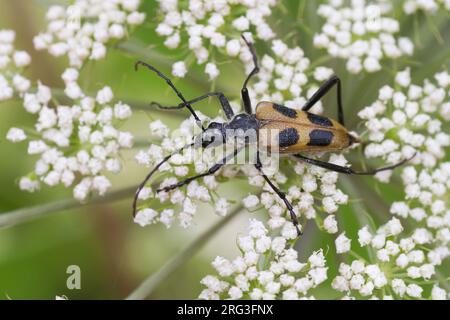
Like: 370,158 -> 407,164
155,0 -> 277,79
5,0 -> 146,201
332,218 -> 448,299
359,68 -> 450,254
34,0 -> 145,68
199,219 -> 328,300
7,74 -> 133,200
245,38 -> 335,114
314,0 -> 414,74
360,68 -> 449,171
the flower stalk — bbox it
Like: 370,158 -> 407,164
0,186 -> 136,229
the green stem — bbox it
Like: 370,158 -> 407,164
0,186 -> 136,229
125,204 -> 245,300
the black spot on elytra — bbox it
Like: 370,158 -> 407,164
273,104 -> 297,118
307,130 -> 333,146
307,113 -> 333,127
279,128 -> 299,148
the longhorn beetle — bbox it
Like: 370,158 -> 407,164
132,35 -> 413,236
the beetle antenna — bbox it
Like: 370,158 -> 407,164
135,61 -> 205,131
240,34 -> 260,114
132,142 -> 195,217
353,153 -> 417,175
240,34 -> 259,88
292,153 -> 416,176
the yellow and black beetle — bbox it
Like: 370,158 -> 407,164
133,35 -> 412,236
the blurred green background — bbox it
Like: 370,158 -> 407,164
0,0 -> 448,299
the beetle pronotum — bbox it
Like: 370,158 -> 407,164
132,35 -> 413,236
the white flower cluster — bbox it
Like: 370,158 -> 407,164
199,219 -> 328,300
359,68 -> 450,172
245,38 -> 334,114
243,153 -> 349,238
0,29 -> 31,101
390,160 -> 450,249
359,69 -> 450,251
403,0 -> 450,14
332,218 -> 448,299
155,0 -> 277,79
5,1 -> 144,200
34,0 -> 145,68
314,0 -> 414,74
134,113 -> 238,228
6,77 -> 133,200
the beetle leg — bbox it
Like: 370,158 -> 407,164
291,153 -> 415,175
255,155 -> 302,236
135,60 -> 205,130
132,142 -> 195,217
241,34 -> 260,115
150,92 -> 234,120
157,147 -> 243,193
302,75 -> 345,126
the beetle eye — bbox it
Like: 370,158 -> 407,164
207,122 -> 221,130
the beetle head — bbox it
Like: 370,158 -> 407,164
195,122 -> 225,149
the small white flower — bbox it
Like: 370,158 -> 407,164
65,82 -> 83,99
226,39 -> 241,56
114,102 -> 132,120
395,68 -> 411,87
205,63 -> 219,80
0,29 -> 15,43
323,215 -> 338,234
212,256 -> 234,277
62,68 -> 79,83
431,285 -> 447,300
19,177 -> 39,192
172,61 -> 187,78
149,120 -> 169,138
92,175 -> 111,195
332,276 -> 350,292
358,226 -> 373,246
96,86 -> 114,104
243,194 -> 260,209
406,284 -> 423,298
335,232 -> 351,254
6,127 -> 27,142
13,50 -> 31,67
10,74 -> 29,93
228,286 -> 243,299
314,67 -> 334,81
215,198 -> 229,217
134,208 -> 158,227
